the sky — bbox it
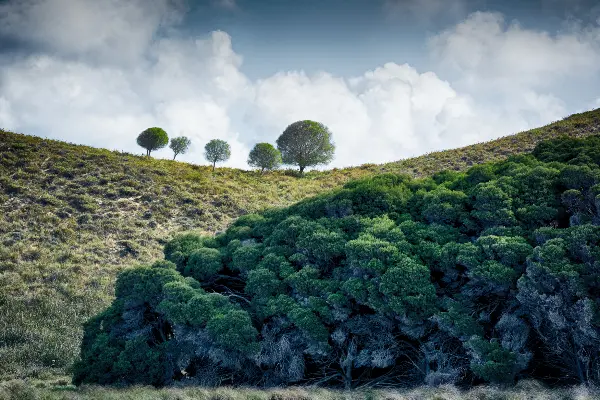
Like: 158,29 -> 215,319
0,0 -> 599,169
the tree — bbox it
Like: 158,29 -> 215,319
248,143 -> 282,172
137,127 -> 169,157
204,139 -> 231,172
169,136 -> 191,160
276,120 -> 335,174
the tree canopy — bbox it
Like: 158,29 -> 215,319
204,139 -> 231,171
276,120 -> 335,173
170,136 -> 192,160
75,135 -> 600,389
137,127 -> 169,157
248,143 -> 282,172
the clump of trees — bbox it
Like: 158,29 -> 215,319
244,119 -> 335,174
80,136 -> 600,389
170,136 -> 191,160
134,119 -> 335,174
137,127 -> 169,157
204,139 -> 231,172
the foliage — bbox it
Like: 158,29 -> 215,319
276,120 -> 335,173
248,143 -> 282,172
137,127 -> 169,157
204,139 -> 231,171
169,136 -> 191,160
77,131 -> 600,388
1,107 -> 599,382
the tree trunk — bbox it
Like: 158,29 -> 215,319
341,341 -> 355,389
573,341 -> 587,384
299,165 -> 305,174
342,360 -> 352,389
212,161 -> 216,172
147,149 -> 151,157
344,367 -> 352,389
173,153 -> 177,160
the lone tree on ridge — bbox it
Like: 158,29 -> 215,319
248,143 -> 282,173
276,120 -> 335,174
137,127 -> 169,157
170,136 -> 192,160
204,139 -> 231,172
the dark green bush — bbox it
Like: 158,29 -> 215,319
75,135 -> 600,389
185,247 -> 223,280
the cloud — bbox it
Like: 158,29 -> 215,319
0,2 -> 599,170
247,65 -> 467,165
0,0 -> 187,65
429,12 -> 600,90
426,11 -> 600,137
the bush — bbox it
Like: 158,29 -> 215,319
76,134 -> 600,389
185,247 -> 223,281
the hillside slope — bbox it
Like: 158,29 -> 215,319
0,108 -> 599,380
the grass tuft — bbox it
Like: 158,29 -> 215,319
0,380 -> 599,400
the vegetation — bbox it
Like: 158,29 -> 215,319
75,133 -> 600,388
169,136 -> 191,160
136,127 -> 169,157
277,120 -> 335,173
248,143 -> 282,172
205,139 -> 231,171
0,108 -> 599,383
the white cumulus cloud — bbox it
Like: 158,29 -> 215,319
0,0 -> 187,65
430,11 -> 600,89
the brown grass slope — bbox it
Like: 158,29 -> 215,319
0,107 -> 599,381
2,378 -> 600,400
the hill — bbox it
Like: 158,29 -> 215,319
74,134 -> 600,388
0,108 -> 599,381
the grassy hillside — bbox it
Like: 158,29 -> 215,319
0,108 -> 599,381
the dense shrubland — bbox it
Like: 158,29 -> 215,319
1,108 -> 599,382
74,134 -> 600,389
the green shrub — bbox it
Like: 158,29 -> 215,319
77,135 -> 600,388
184,247 -> 223,281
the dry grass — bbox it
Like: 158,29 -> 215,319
1,379 -> 599,400
1,107 -> 599,382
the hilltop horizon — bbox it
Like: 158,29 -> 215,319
3,106 -> 600,172
1,0 -> 600,169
